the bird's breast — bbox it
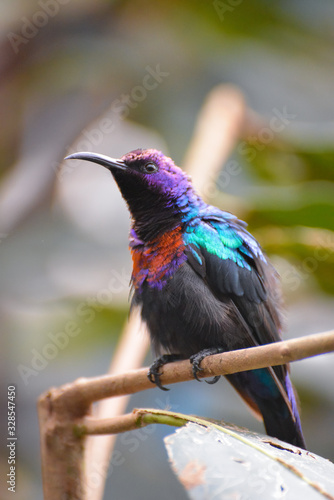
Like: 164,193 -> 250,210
130,226 -> 187,290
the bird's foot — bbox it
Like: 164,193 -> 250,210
190,347 -> 224,383
148,354 -> 184,391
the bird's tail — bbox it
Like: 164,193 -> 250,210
226,367 -> 306,449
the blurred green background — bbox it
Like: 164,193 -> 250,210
1,1 -> 334,499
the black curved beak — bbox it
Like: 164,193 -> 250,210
65,152 -> 127,171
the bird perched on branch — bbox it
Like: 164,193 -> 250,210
66,148 -> 306,449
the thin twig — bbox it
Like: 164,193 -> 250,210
79,408 -> 188,436
47,329 -> 334,414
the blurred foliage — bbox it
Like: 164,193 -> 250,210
48,301 -> 129,354
72,302 -> 128,350
232,140 -> 334,295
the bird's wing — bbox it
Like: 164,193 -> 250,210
183,212 -> 283,347
183,212 -> 304,443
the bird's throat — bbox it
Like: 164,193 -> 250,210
130,226 -> 187,290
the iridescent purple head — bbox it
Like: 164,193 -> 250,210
65,148 -> 203,240
120,148 -> 190,192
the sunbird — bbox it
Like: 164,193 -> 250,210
66,148 -> 306,449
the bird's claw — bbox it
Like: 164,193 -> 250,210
147,354 -> 183,391
190,353 -> 204,381
147,359 -> 169,391
205,375 -> 221,385
190,348 -> 224,383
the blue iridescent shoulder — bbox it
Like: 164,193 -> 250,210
183,206 -> 266,269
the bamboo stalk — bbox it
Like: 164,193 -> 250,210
84,309 -> 149,499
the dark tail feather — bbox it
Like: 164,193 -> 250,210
226,368 -> 306,450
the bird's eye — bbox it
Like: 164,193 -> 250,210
142,162 -> 158,174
